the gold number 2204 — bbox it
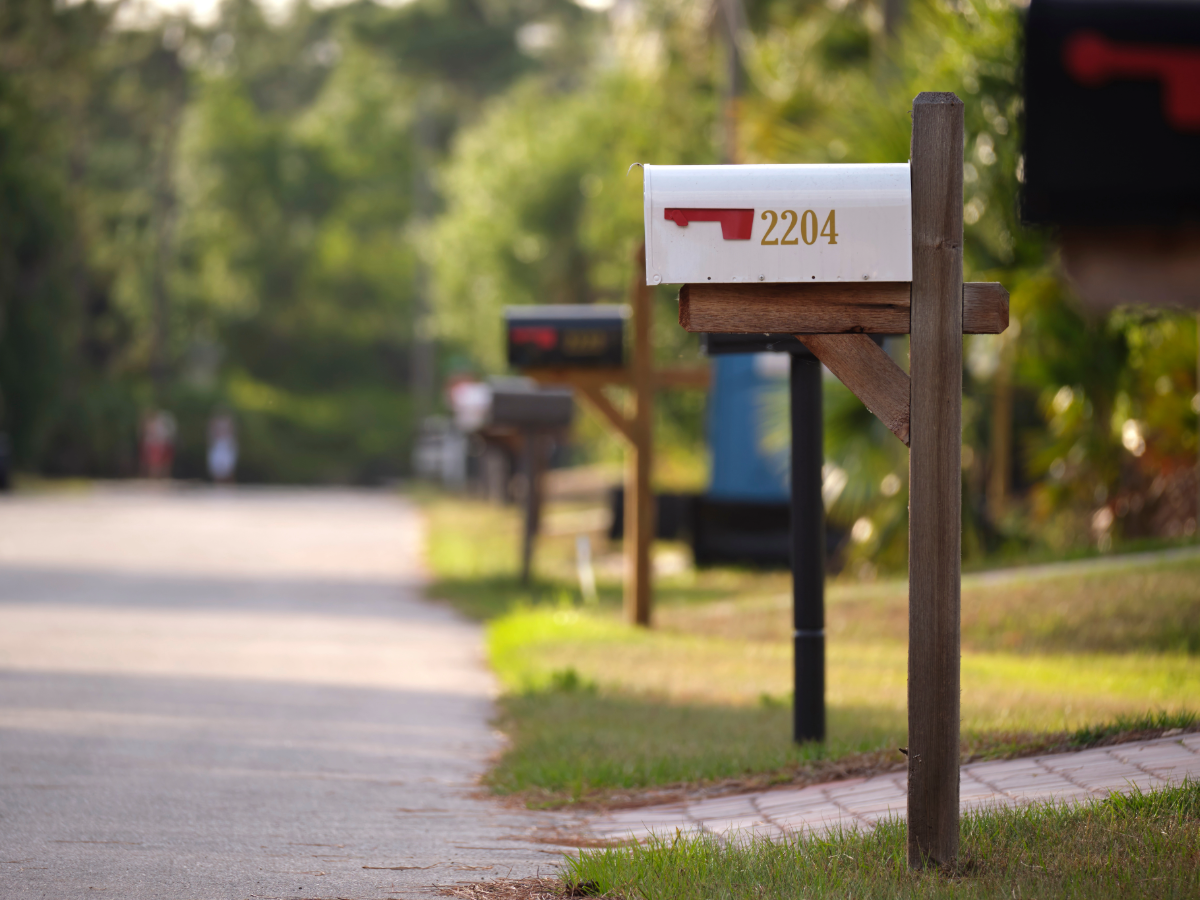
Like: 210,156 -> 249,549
761,209 -> 838,245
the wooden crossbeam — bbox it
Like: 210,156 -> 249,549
678,281 -> 1008,335
525,367 -> 630,390
962,283 -> 1009,334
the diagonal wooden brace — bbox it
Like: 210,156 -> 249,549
797,334 -> 912,446
677,279 -> 1010,446
576,383 -> 636,446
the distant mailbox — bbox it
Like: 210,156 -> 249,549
642,164 -> 912,286
506,305 -> 627,369
490,386 -> 574,430
1023,0 -> 1200,225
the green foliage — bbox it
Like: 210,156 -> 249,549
428,68 -> 716,373
1,0 -> 552,481
172,4 -> 425,480
748,0 -> 1199,565
0,59 -> 75,465
6,0 -> 1199,521
0,0 -> 169,474
426,3 -> 720,465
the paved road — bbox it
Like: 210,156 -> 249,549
0,486 -> 563,900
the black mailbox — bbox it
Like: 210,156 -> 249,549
1023,0 -> 1200,225
505,305 -> 627,369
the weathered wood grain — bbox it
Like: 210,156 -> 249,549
679,281 -> 1007,334
962,282 -> 1008,334
797,334 -> 911,445
907,91 -> 963,869
679,282 -> 911,333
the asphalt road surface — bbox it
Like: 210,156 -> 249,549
0,486 -> 565,900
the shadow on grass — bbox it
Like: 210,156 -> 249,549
653,578 -> 782,609
486,685 -> 908,808
429,575 -> 624,622
488,681 -> 1199,810
430,572 -> 781,623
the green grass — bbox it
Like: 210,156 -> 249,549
489,606 -> 1200,722
424,495 -> 787,621
484,604 -> 1198,805
660,553 -> 1200,655
422,494 -> 1200,807
488,687 -> 906,806
564,780 -> 1200,899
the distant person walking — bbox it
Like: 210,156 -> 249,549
140,410 -> 177,480
207,412 -> 238,484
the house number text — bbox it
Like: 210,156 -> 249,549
760,209 -> 839,246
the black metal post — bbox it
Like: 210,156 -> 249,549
791,353 -> 825,743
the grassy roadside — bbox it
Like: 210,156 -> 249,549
423,494 -> 1200,808
562,780 -> 1200,899
486,604 -> 1197,806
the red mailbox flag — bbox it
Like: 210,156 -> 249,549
509,326 -> 558,350
1064,30 -> 1200,132
664,208 -> 755,240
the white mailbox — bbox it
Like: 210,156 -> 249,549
643,163 -> 912,285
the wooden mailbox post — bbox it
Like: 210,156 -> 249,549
506,257 -> 709,627
479,385 -> 575,584
655,93 -> 1005,867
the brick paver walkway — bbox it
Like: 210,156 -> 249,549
587,732 -> 1200,843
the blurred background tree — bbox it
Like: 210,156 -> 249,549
1,0 -> 1195,562
746,0 -> 1198,568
